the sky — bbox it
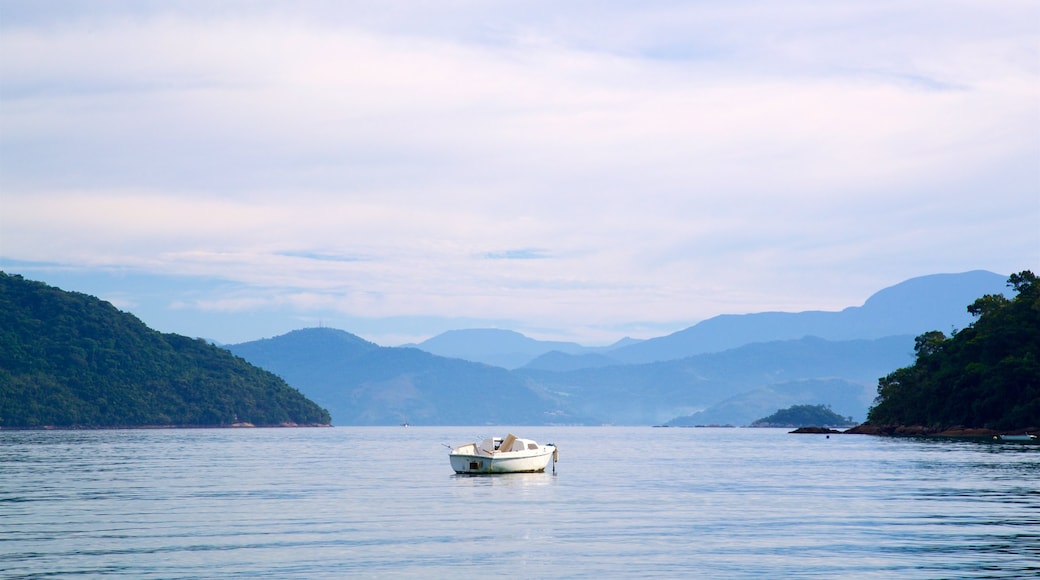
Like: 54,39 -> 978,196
1,0 -> 1038,346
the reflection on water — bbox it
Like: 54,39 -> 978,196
1,427 -> 1037,578
450,471 -> 558,488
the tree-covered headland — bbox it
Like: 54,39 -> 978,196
866,271 -> 1038,432
0,272 -> 331,428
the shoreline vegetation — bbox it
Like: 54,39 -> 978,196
1,272 -> 331,429
795,271 -> 1038,437
854,271 -> 1038,436
0,422 -> 333,430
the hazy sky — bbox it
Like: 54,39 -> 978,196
2,1 -> 1038,346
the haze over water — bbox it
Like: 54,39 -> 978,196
2,427 -> 1037,578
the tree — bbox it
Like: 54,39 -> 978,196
867,270 -> 1039,430
0,272 -> 331,427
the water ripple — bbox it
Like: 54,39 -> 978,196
1,427 -> 1037,578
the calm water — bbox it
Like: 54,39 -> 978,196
1,427 -> 1037,579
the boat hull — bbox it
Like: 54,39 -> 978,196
449,447 -> 556,474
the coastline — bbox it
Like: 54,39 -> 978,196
842,424 -> 1037,438
0,422 -> 333,431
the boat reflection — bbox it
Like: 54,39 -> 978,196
449,471 -> 557,487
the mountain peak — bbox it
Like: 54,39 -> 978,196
861,270 -> 1006,311
229,327 -> 380,366
607,270 -> 1008,364
416,328 -> 586,368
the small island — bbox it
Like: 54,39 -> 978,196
851,270 -> 1038,437
750,404 -> 856,430
0,272 -> 331,429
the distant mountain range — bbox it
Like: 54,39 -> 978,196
228,271 -> 1012,426
514,335 -> 913,425
227,329 -> 584,426
414,270 -> 1007,368
4,269 -> 1014,428
407,329 -> 640,369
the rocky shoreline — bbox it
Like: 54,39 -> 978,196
790,424 -> 1038,437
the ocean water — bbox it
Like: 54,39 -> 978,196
1,426 -> 1037,579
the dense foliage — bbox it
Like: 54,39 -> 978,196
751,404 -> 855,427
0,272 -> 330,427
867,271 -> 1039,430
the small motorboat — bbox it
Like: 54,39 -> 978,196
995,433 -> 1036,441
449,434 -> 558,474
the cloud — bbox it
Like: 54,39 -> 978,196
4,5 -> 1032,196
1,1 -> 1037,344
485,249 -> 550,260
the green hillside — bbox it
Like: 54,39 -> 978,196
0,272 -> 330,428
866,271 -> 1039,431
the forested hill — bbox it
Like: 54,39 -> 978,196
0,272 -> 330,428
751,404 -> 856,428
865,271 -> 1039,432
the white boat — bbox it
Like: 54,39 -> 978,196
449,434 -> 558,474
996,433 -> 1036,441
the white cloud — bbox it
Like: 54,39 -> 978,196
1,1 -> 1037,344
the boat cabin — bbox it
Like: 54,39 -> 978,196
480,435 -> 539,454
